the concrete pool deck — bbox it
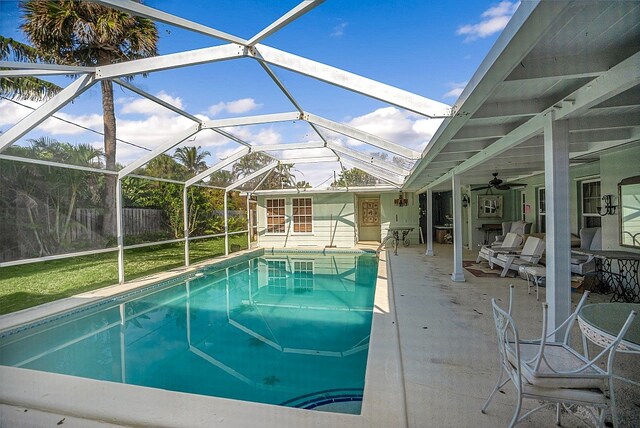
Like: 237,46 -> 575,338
1,244 -> 639,427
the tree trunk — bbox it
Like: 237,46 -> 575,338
102,79 -> 117,238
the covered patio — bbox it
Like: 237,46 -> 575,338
1,0 -> 639,426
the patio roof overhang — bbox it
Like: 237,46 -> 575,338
403,0 -> 640,193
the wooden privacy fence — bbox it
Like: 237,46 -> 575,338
68,208 -> 166,242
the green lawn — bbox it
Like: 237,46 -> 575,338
0,235 -> 248,315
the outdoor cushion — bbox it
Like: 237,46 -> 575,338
571,255 -> 589,264
507,343 -> 604,389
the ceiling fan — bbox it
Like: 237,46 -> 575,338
472,172 -> 527,191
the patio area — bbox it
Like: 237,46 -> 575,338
2,243 -> 639,427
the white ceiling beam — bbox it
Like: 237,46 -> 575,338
304,112 -> 421,160
589,88 -> 640,109
185,147 -> 250,187
416,51 -> 640,191
91,0 -> 248,45
226,162 -> 278,191
113,79 -> 202,123
95,44 -> 245,79
439,140 -> 493,154
280,156 -> 338,164
326,142 -> 410,175
568,113 -> 639,132
471,99 -> 549,120
0,69 -> 79,77
203,111 -> 302,129
341,157 -> 403,187
247,1 -> 325,46
250,44 -> 451,118
0,154 -> 118,175
252,141 -> 326,152
404,1 -> 572,189
0,74 -> 95,152
0,61 -> 95,73
450,124 -> 513,141
258,61 -> 304,112
503,49 -> 637,82
118,124 -> 201,178
209,129 -> 250,148
568,128 -> 633,145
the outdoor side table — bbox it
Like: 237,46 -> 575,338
518,265 -> 545,300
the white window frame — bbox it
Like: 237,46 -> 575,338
537,187 -> 546,233
291,196 -> 314,235
579,178 -> 602,229
293,259 -> 314,294
265,198 -> 286,235
266,259 -> 288,294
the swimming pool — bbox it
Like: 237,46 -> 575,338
0,251 -> 378,414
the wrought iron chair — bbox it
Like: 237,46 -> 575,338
476,232 -> 523,267
482,286 -> 637,427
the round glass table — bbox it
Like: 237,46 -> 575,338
578,303 -> 640,353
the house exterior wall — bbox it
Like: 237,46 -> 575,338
380,192 -> 420,246
255,191 -> 421,248
599,144 -> 640,251
256,193 -> 356,248
503,143 -> 639,252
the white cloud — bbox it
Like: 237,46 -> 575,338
456,1 -> 519,42
331,21 -> 348,37
443,81 -> 468,99
208,98 -> 262,116
344,106 -> 442,151
118,91 -> 185,116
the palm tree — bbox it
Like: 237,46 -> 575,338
208,170 -> 234,187
20,0 -> 158,238
232,152 -> 271,179
0,36 -> 61,100
174,146 -> 210,176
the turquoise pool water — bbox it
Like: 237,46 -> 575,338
0,252 -> 378,413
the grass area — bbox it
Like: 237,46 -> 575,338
0,235 -> 248,315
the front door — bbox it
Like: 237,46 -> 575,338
358,197 -> 381,242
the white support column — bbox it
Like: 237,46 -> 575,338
451,174 -> 465,282
224,191 -> 229,256
116,178 -> 125,284
246,193 -> 251,249
183,186 -> 190,267
466,186 -> 473,250
425,188 -> 434,256
544,111 -> 571,336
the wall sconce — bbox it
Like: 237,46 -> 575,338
462,194 -> 470,208
394,191 -> 408,207
597,194 -> 617,216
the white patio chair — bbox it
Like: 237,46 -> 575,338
476,232 -> 523,267
482,286 -> 637,427
490,236 -> 545,277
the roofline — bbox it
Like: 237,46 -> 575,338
403,0 -> 573,190
242,185 -> 401,196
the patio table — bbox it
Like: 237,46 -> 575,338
578,303 -> 639,386
572,249 -> 640,303
387,226 -> 414,256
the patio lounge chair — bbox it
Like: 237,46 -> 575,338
494,221 -> 532,245
571,227 -> 601,275
490,236 -> 545,278
476,232 -> 523,267
482,285 -> 637,427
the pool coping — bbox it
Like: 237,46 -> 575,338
0,248 -> 406,427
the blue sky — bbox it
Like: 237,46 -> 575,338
0,0 -> 520,186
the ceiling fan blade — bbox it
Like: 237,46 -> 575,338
471,185 -> 491,191
506,183 -> 527,187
